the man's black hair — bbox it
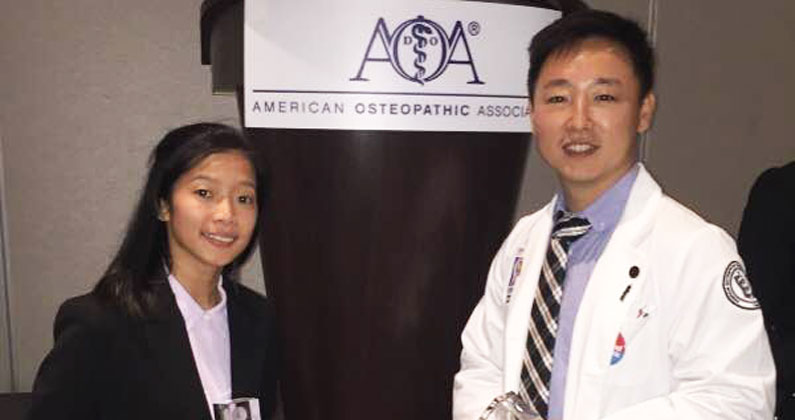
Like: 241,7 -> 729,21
527,9 -> 654,102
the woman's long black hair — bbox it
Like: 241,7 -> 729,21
94,123 -> 267,317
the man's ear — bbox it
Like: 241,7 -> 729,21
637,92 -> 656,134
157,199 -> 170,222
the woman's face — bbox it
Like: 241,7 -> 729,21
160,151 -> 258,279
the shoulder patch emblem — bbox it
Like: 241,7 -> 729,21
722,261 -> 759,310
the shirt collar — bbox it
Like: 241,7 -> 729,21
555,164 -> 640,233
167,273 -> 227,330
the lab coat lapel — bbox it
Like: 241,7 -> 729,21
563,165 -> 661,420
225,281 -> 264,398
143,282 -> 212,420
503,201 -> 556,393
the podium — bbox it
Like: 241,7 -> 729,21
201,1 -> 582,418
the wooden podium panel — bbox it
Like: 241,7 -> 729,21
250,128 -> 526,419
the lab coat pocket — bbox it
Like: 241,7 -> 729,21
619,304 -> 655,345
605,304 -> 656,385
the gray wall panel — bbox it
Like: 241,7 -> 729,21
649,0 -> 795,234
0,0 -> 261,391
0,129 -> 13,391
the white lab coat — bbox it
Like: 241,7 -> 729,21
453,165 -> 775,420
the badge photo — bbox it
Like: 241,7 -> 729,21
505,250 -> 524,304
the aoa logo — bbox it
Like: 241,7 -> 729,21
350,15 -> 484,86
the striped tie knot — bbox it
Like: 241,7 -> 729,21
551,211 -> 591,246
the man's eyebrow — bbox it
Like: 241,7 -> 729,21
594,77 -> 622,86
541,79 -> 572,89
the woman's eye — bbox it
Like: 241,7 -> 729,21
195,189 -> 211,199
238,195 -> 255,205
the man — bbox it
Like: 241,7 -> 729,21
453,9 -> 775,420
739,161 -> 795,418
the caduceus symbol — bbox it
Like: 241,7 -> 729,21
411,22 -> 432,85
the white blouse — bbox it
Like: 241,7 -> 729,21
168,274 -> 231,418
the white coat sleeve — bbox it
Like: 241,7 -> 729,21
453,221 -> 528,420
601,225 -> 776,420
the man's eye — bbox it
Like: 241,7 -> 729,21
546,95 -> 566,104
195,189 -> 211,198
595,94 -> 616,102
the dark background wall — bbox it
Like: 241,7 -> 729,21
1,0 -> 793,391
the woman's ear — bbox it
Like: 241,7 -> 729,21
157,199 -> 170,222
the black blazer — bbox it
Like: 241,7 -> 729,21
28,279 -> 279,420
738,161 -> 795,418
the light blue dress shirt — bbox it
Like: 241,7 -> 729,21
546,165 -> 640,420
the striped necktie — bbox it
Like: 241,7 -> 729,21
519,211 -> 591,416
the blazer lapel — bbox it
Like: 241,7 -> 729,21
226,281 -> 265,398
143,282 -> 212,420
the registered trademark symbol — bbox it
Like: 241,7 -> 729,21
468,21 -> 481,36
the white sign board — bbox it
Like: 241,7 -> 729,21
244,0 -> 560,132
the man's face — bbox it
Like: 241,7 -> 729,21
530,38 -> 655,207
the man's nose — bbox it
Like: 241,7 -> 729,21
568,96 -> 591,130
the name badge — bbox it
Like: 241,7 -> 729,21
505,248 -> 524,304
213,397 -> 261,420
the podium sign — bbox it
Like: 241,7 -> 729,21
244,0 -> 559,132
199,0 -> 568,418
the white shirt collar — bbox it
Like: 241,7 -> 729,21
167,273 -> 227,331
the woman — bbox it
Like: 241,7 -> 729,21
28,123 -> 278,419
